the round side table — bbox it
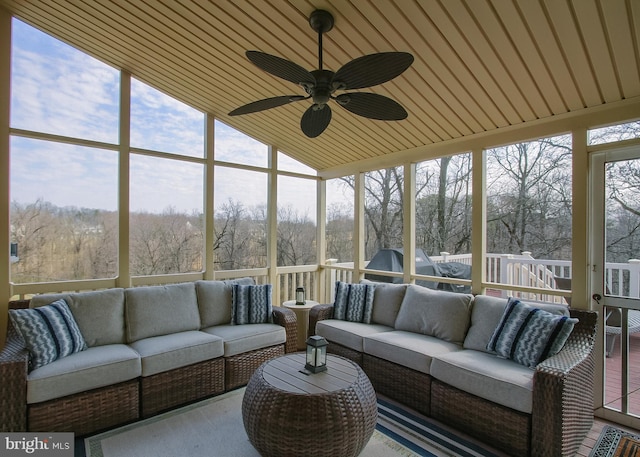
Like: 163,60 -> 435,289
242,353 -> 377,457
282,300 -> 319,350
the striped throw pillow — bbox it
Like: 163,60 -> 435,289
333,281 -> 375,324
9,299 -> 87,372
231,284 -> 273,325
487,297 -> 578,368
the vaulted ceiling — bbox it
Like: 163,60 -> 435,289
1,0 -> 639,173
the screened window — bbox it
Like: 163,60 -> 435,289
10,19 -> 119,143
131,78 -> 204,158
485,134 -> 572,301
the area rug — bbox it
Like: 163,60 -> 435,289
590,425 -> 640,457
83,389 -> 502,457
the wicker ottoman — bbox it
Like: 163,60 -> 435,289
242,353 -> 377,457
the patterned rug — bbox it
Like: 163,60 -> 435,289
590,425 -> 640,457
82,389 -> 503,457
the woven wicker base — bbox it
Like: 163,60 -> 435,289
225,344 -> 284,390
431,379 -> 531,457
141,357 -> 225,418
28,379 -> 139,436
327,341 -> 363,365
363,353 -> 431,416
0,321 -> 28,432
243,354 -> 377,457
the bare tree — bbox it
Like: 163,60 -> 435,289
277,205 -> 316,266
486,136 -> 572,258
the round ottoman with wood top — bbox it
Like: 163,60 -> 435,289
242,353 -> 377,457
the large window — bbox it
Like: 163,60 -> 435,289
485,134 -> 572,300
363,167 -> 404,259
9,19 -> 120,283
131,78 -> 204,158
277,176 -> 317,266
415,154 -> 472,292
130,155 -> 204,275
10,19 -> 119,143
326,178 -> 354,263
213,166 -> 267,270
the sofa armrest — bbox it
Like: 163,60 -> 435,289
308,304 -> 334,337
0,317 -> 29,432
531,308 -> 597,457
272,307 -> 298,353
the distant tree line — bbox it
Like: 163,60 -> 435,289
10,124 -> 640,283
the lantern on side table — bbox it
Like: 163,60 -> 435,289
305,335 -> 328,373
295,287 -> 306,305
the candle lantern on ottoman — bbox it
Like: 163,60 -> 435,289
295,286 -> 306,305
305,335 -> 328,373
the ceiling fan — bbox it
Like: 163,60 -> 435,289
228,9 -> 414,138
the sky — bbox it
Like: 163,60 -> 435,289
9,18 -> 346,220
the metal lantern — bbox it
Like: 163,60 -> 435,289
305,335 -> 328,373
295,287 -> 306,305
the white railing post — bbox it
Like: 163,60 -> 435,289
326,259 -> 338,303
440,252 -> 449,262
500,255 -> 512,298
628,259 -> 640,298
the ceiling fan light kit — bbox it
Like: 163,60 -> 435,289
229,9 -> 414,138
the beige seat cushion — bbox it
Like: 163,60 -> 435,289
430,349 -> 535,413
363,330 -> 461,374
129,331 -> 224,377
202,324 -> 285,357
315,319 -> 394,352
27,344 -> 141,404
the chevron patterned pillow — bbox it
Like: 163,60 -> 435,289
487,297 -> 578,368
333,281 -> 375,324
9,299 -> 87,372
231,284 -> 273,325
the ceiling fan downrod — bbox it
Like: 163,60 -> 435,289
309,10 -> 334,71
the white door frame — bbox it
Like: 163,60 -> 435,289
590,144 -> 640,429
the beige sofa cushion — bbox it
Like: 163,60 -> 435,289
195,278 -> 255,327
394,285 -> 473,343
430,349 -> 535,413
203,323 -> 285,357
361,280 -> 407,327
363,331 -> 462,374
125,282 -> 201,343
463,295 -> 570,353
315,319 -> 394,352
29,289 -> 126,346
129,330 -> 224,377
27,344 -> 141,404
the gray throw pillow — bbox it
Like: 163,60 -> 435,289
394,285 -> 473,343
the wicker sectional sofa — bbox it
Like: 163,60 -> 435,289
309,281 -> 597,457
0,278 -> 296,436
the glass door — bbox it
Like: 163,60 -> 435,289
591,146 -> 640,429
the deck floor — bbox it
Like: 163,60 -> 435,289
576,334 -> 640,456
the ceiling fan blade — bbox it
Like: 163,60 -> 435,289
300,105 -> 332,138
246,51 -> 315,86
332,52 -> 414,90
229,95 -> 306,116
335,93 -> 408,120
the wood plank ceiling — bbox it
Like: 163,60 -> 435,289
1,0 -> 639,173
